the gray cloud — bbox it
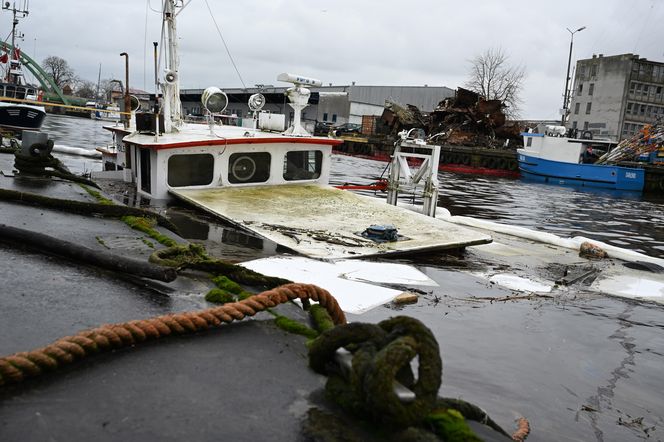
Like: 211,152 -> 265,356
3,0 -> 663,119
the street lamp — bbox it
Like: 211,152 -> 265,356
120,52 -> 130,128
562,26 -> 586,126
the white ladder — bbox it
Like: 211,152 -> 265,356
386,131 -> 441,218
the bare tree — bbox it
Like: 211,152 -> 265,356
74,80 -> 97,99
465,48 -> 525,118
42,56 -> 76,89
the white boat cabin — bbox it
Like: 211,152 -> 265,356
521,132 -> 616,164
103,122 -> 341,200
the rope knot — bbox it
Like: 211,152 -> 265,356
308,316 -> 442,429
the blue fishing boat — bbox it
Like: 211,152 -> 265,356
517,130 -> 645,191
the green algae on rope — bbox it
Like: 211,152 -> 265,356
0,188 -> 179,233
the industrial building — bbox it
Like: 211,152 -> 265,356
567,53 -> 664,141
179,84 -> 454,130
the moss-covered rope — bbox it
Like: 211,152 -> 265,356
0,188 -> 178,232
13,151 -> 100,189
307,316 -> 527,440
150,244 -> 291,290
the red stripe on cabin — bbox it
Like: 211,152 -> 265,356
130,137 -> 343,150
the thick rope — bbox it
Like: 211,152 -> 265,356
0,283 -> 345,387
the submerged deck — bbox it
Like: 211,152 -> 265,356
171,184 -> 492,259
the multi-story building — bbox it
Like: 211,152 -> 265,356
567,53 -> 664,141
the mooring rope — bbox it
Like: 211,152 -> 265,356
0,283 -> 345,387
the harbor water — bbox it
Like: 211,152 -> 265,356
40,114 -> 664,441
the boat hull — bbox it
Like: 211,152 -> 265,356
0,102 -> 46,132
518,152 -> 645,191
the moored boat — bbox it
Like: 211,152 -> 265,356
96,0 -> 491,259
0,2 -> 46,133
517,129 -> 645,191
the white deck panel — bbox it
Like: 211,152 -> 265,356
171,184 -> 491,259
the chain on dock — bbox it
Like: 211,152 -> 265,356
0,283 -> 345,387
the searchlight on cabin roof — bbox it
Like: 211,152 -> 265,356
201,86 -> 228,114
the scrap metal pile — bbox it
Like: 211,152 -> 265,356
381,88 -> 522,148
596,121 -> 664,164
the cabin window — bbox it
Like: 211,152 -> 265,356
167,153 -> 214,187
283,150 -> 323,181
526,137 -> 532,147
5,85 -> 16,98
585,103 -> 592,114
588,83 -> 594,96
574,103 -> 580,114
228,152 -> 271,184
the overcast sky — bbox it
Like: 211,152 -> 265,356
3,0 -> 663,119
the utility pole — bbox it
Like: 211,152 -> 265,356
562,26 -> 586,126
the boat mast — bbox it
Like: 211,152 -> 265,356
3,1 -> 29,84
161,0 -> 182,132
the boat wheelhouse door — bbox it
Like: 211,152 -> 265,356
140,148 -> 151,194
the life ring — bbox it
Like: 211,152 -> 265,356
582,130 -> 593,140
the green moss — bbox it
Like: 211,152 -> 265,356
274,315 -> 319,339
424,409 -> 482,442
211,275 -> 243,294
80,184 -> 115,205
205,288 -> 236,304
309,304 -> 335,333
141,238 -> 155,248
122,215 -> 178,247
95,236 -> 109,248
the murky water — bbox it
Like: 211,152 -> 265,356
330,155 -> 664,258
40,114 -> 664,441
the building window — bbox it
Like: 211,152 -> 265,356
588,83 -> 594,96
640,104 -> 646,116
626,103 -> 633,114
574,102 -> 580,114
323,112 -> 328,121
572,121 -> 577,129
577,83 -> 583,96
629,82 -> 636,94
583,121 -> 589,130
585,102 -> 592,114
332,114 -> 337,123
590,64 -> 597,76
